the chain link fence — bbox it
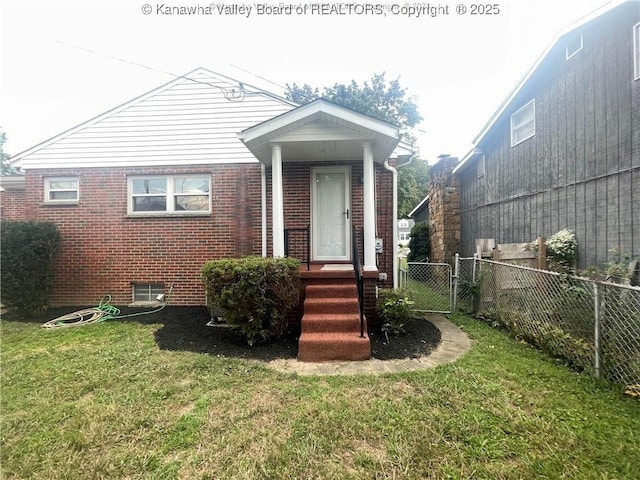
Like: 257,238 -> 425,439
399,262 -> 452,313
457,256 -> 640,390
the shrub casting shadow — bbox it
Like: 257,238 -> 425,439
3,306 -> 441,362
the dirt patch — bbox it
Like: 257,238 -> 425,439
2,306 -> 441,362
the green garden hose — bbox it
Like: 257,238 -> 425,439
42,287 -> 173,329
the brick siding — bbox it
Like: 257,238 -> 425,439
19,162 -> 394,309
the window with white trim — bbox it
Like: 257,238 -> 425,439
45,177 -> 79,203
565,33 -> 583,60
477,154 -> 486,178
634,22 -> 640,81
511,99 -> 536,147
133,283 -> 164,303
398,219 -> 409,228
128,175 -> 211,215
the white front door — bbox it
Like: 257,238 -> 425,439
312,166 -> 351,261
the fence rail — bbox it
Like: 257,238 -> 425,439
403,255 -> 640,390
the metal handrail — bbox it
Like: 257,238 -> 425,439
284,226 -> 310,271
352,225 -> 365,338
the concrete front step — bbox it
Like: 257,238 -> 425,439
303,297 -> 360,315
298,332 -> 371,362
298,277 -> 371,362
301,313 -> 362,334
305,283 -> 358,298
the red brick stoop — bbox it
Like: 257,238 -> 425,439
298,278 -> 371,362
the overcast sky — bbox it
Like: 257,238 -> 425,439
1,0 -> 613,162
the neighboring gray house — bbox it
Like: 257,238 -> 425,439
452,0 -> 640,269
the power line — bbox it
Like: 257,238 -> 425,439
55,40 -> 246,101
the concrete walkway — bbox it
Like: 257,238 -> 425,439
267,315 -> 472,376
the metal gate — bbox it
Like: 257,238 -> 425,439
400,262 -> 453,314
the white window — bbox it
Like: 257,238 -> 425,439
398,219 -> 409,228
128,175 -> 211,215
477,154 -> 486,178
45,177 -> 79,203
133,283 -> 164,303
511,99 -> 536,147
634,22 -> 640,81
565,33 -> 583,60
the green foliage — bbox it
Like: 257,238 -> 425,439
1,220 -> 61,314
1,130 -> 19,175
545,229 -> 578,272
285,72 -> 422,130
407,222 -> 430,262
377,288 -> 415,341
201,256 -> 300,345
398,158 -> 429,218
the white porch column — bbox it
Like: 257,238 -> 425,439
271,144 -> 285,258
363,142 -> 377,270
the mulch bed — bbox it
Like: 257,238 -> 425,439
2,306 -> 442,362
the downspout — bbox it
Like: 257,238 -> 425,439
261,163 -> 267,257
383,159 -> 399,289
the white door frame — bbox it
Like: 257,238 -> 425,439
311,166 -> 351,262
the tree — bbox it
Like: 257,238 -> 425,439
1,130 -> 18,175
286,72 -> 422,135
407,222 -> 430,262
286,73 -> 427,216
398,158 -> 428,218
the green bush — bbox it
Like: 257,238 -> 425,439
1,220 -> 61,315
201,256 -> 300,345
407,222 -> 430,262
377,288 -> 415,341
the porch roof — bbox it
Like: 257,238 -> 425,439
240,99 -> 404,165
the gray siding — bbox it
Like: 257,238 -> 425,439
459,3 -> 640,268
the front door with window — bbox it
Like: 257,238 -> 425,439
311,166 -> 351,261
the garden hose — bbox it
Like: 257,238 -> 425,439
42,286 -> 173,329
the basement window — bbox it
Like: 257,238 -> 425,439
132,283 -> 165,303
128,175 -> 211,215
44,177 -> 79,203
511,99 -> 536,147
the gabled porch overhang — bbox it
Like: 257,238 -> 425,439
240,99 -> 404,271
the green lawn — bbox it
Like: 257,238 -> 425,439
1,312 -> 639,479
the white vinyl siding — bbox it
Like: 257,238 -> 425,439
128,175 -> 211,215
20,69 -> 295,169
510,100 -> 536,147
634,22 -> 640,81
44,177 -> 78,203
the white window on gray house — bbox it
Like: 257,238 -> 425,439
398,219 -> 409,228
565,32 -> 583,60
634,22 -> 640,81
128,175 -> 211,214
133,283 -> 164,303
45,177 -> 79,203
511,99 -> 536,147
477,154 -> 486,178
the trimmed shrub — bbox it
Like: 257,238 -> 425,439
1,220 -> 61,315
407,222 -> 430,262
376,288 -> 415,341
202,256 -> 300,345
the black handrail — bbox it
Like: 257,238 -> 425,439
284,226 -> 310,271
352,225 -> 365,338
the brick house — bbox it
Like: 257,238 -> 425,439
2,68 -> 413,360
